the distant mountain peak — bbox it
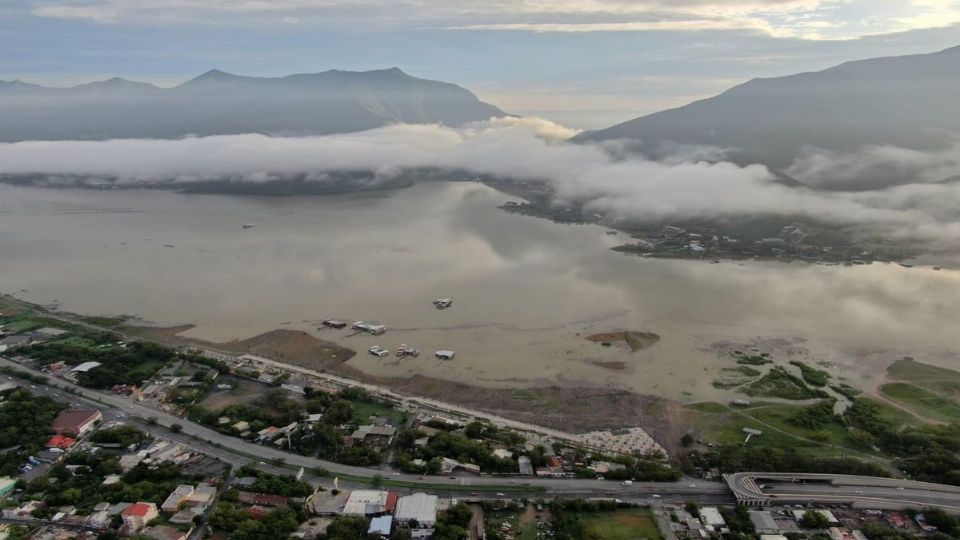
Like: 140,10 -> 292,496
0,67 -> 508,142
576,45 -> 960,189
180,69 -> 244,86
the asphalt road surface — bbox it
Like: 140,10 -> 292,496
8,356 -> 960,512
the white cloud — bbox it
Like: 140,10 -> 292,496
26,0 -> 960,40
787,142 -> 960,187
2,117 -> 960,244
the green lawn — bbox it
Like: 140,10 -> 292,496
887,358 -> 960,383
685,401 -> 728,414
348,399 -> 406,425
880,383 -> 960,423
3,315 -> 75,334
579,508 -> 663,540
856,397 -> 921,429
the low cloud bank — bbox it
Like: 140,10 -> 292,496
2,117 -> 960,244
787,142 -> 960,188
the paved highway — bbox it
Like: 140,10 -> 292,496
726,472 -> 960,513
2,356 -> 731,499
8,356 -> 960,512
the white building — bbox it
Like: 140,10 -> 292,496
700,507 -> 727,530
394,493 -> 438,538
342,490 -> 391,516
70,361 -> 102,373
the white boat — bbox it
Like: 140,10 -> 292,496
353,321 -> 386,334
396,344 -> 420,357
433,298 -> 453,309
435,350 -> 455,360
242,223 -> 255,229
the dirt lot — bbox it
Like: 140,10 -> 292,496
336,365 -> 674,439
127,325 -> 355,371
220,329 -> 355,370
198,374 -> 283,410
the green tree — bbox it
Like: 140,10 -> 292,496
800,510 -> 830,529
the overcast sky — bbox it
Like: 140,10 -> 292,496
3,0 -> 960,128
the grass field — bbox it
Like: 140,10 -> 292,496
486,505 -> 552,540
685,401 -> 728,414
856,397 -> 920,428
887,358 -> 960,384
685,402 -> 875,457
348,398 -> 406,425
579,508 -> 663,540
2,315 -> 75,334
742,367 -> 827,400
880,383 -> 960,423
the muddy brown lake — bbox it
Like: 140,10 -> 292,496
1,181 -> 958,402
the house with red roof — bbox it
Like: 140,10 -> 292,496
51,409 -> 102,436
45,435 -> 76,450
122,502 -> 159,532
245,505 -> 270,521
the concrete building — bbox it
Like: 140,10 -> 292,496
368,515 -> 393,537
750,511 -> 780,534
122,502 -> 159,533
161,485 -> 195,512
51,409 -> 102,436
700,507 -> 727,531
349,425 -> 397,447
0,477 -> 16,498
394,492 -> 438,529
143,525 -> 189,540
342,490 -> 393,516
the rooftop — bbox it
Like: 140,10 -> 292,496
70,361 -> 102,373
123,502 -> 157,517
394,492 -> 438,524
51,409 -> 101,434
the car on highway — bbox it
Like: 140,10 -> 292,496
496,492 -> 505,496
651,494 -> 661,498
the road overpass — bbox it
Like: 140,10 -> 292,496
726,472 -> 960,513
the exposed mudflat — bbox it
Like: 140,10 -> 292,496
2,182 -> 958,414
586,330 -> 661,352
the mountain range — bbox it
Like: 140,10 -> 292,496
0,68 -> 506,142
576,45 -> 960,177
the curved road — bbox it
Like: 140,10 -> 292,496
726,472 -> 960,512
